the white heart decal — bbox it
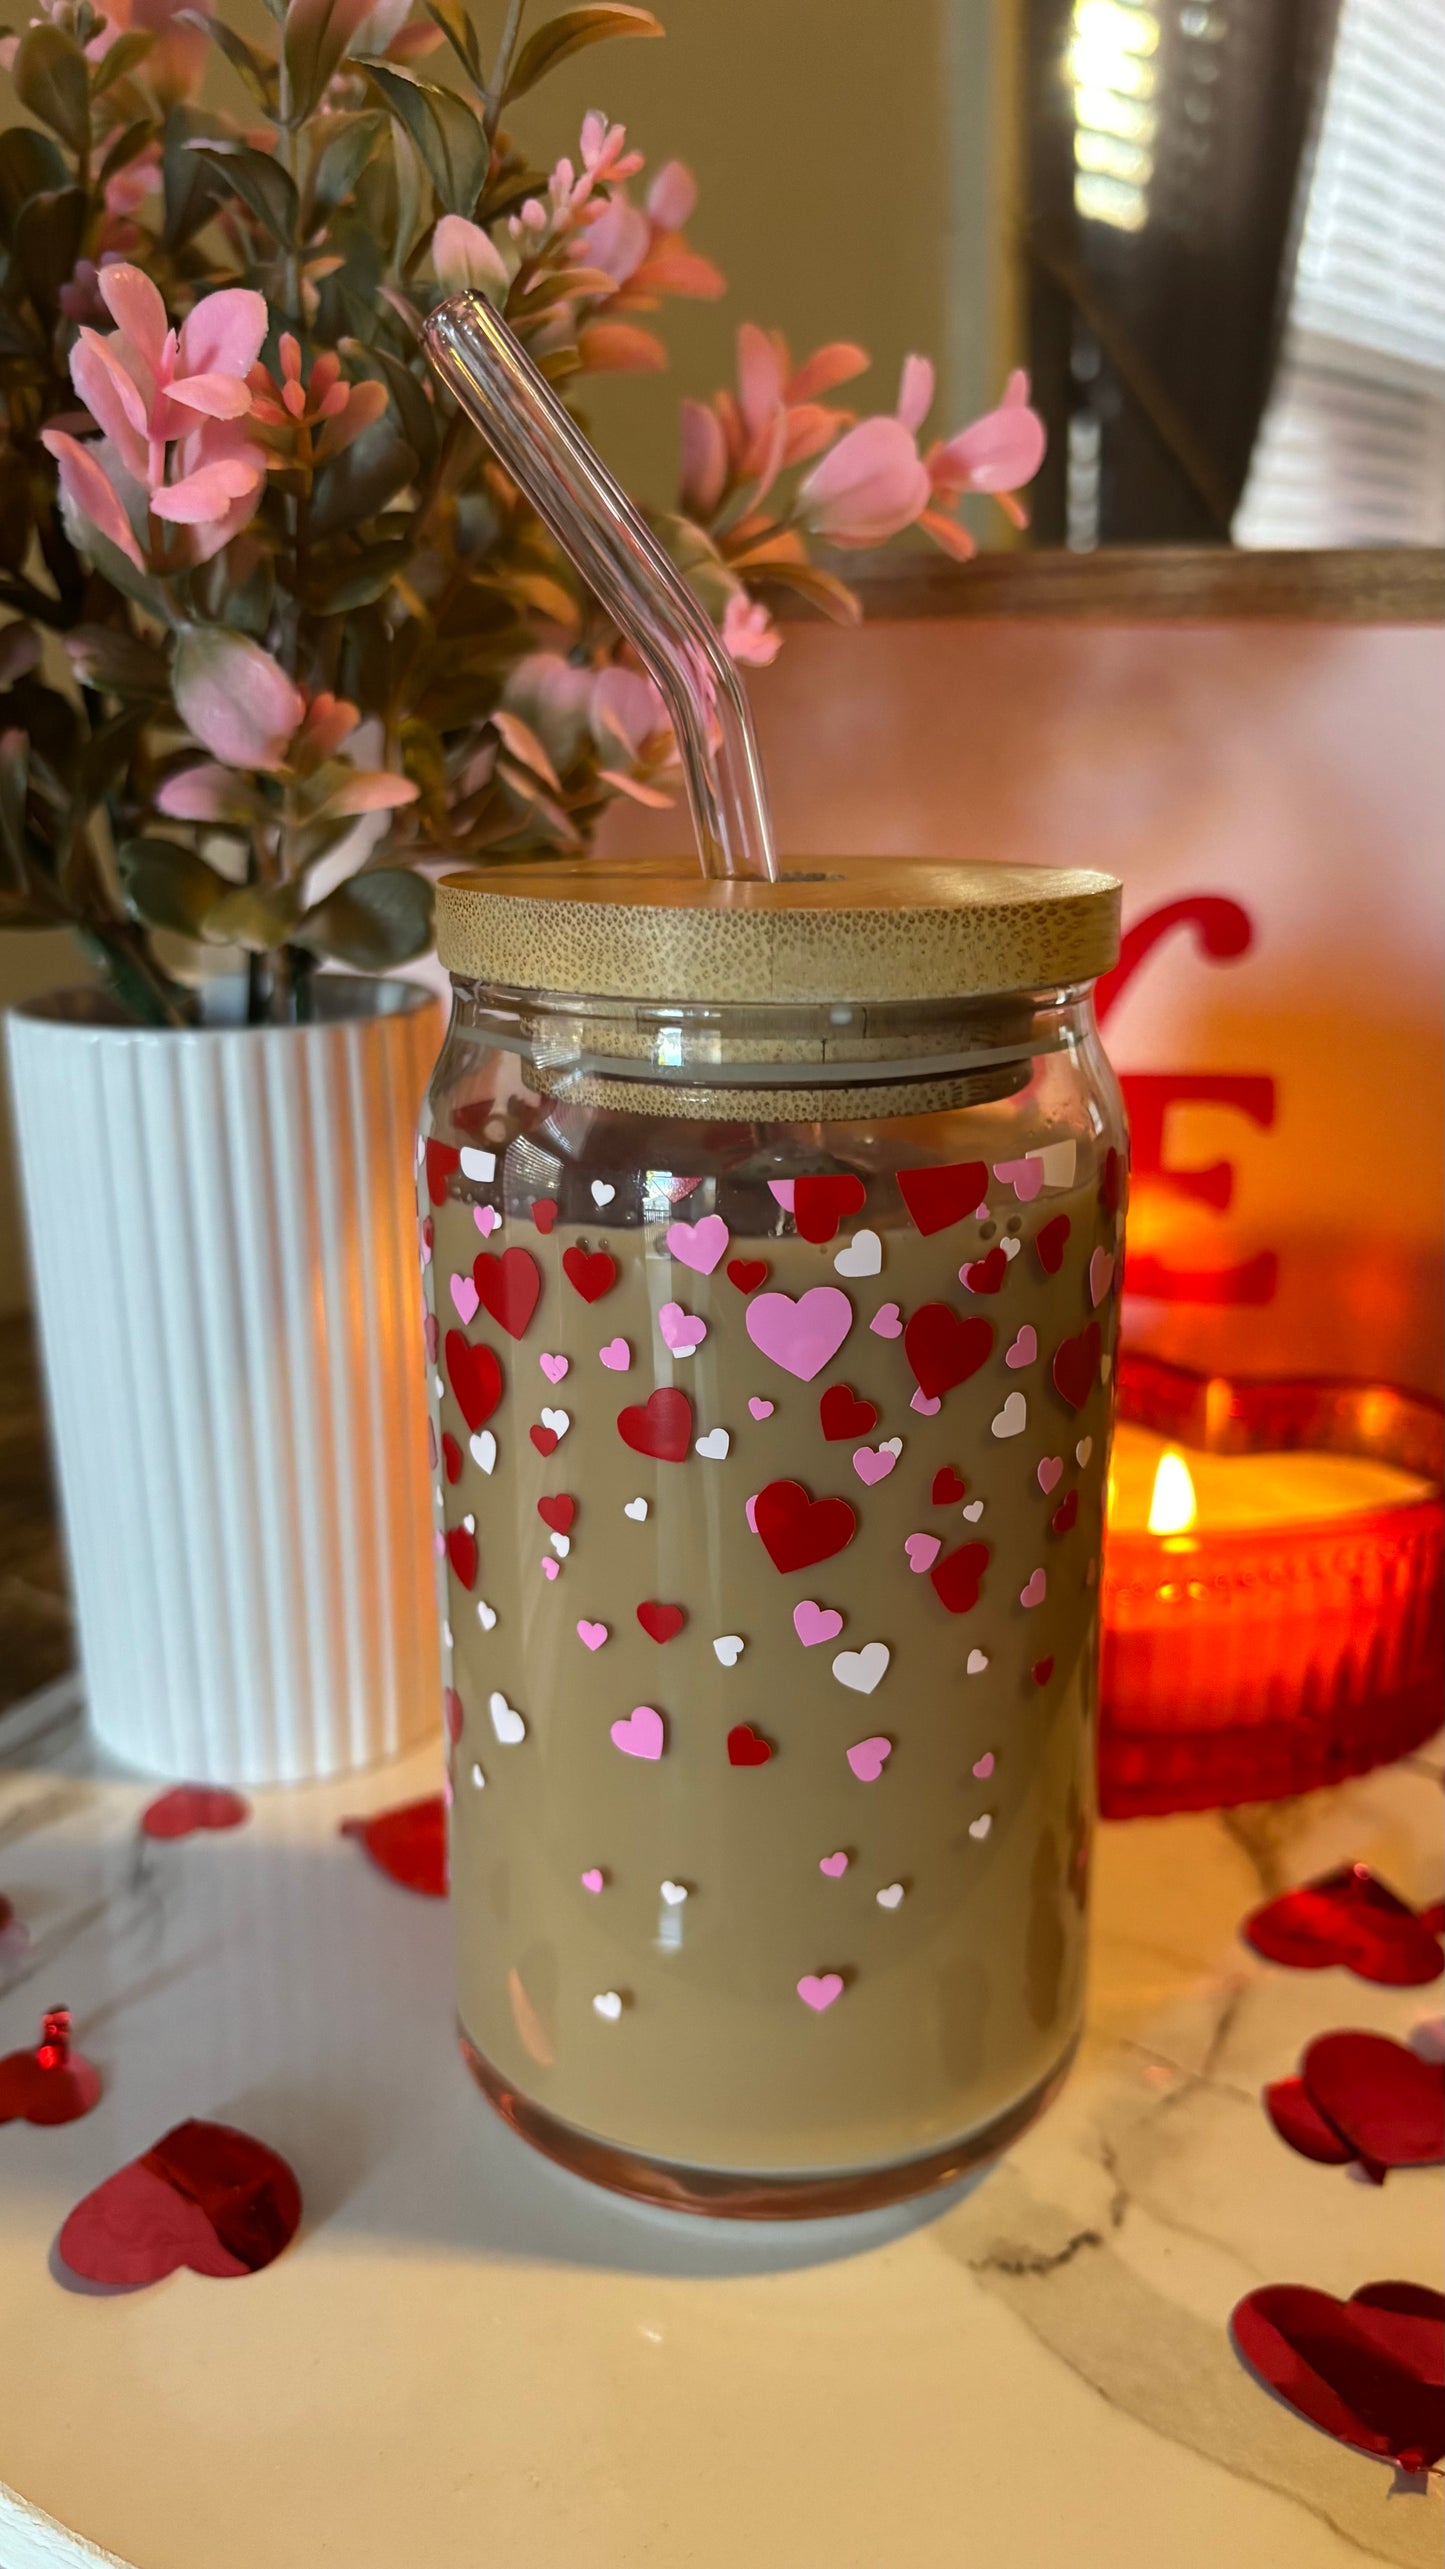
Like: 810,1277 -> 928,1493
713,1634 -> 745,1667
659,1880 -> 688,1906
469,1429 -> 497,1475
624,1497 -> 649,1521
591,1180 -> 616,1207
962,1499 -> 984,1522
1000,1236 -> 1020,1261
875,1882 -> 904,1910
540,1406 -> 570,1440
460,1146 -> 496,1183
549,1531 -> 570,1558
969,1813 -> 993,1841
695,1427 -> 730,1460
488,1690 -> 526,1745
470,1761 -> 486,1789
476,1598 -> 497,1630
592,1990 -> 623,2021
966,1648 -> 989,1675
1076,1437 -> 1094,1468
831,1641 -> 890,1696
991,1391 -> 1027,1439
834,1228 -> 882,1278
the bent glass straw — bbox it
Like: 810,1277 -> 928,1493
422,290 -> 777,886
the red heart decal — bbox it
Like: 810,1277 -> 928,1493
932,1466 -> 967,1504
1293,2030 -> 1445,2178
1231,2281 -> 1445,2472
537,1493 -> 576,1535
819,1383 -> 878,1442
903,1303 -> 994,1400
961,1245 -> 1008,1295
896,1161 -> 988,1236
1031,1656 -> 1055,1687
445,1524 -> 478,1588
1051,1488 -> 1079,1536
793,1172 -> 867,1244
473,1247 -> 541,1340
58,2120 -> 302,2289
341,1795 -> 447,1895
727,1723 -> 773,1767
727,1257 -> 768,1294
533,1198 -> 559,1234
530,1425 -> 560,1457
1244,1867 -> 1444,1987
754,1478 -> 857,1573
617,1388 -> 694,1462
929,1540 -> 990,1615
1099,1146 -> 1123,1215
562,1244 -> 618,1303
141,1786 -> 251,1841
1051,1321 -> 1101,1411
1035,1213 -> 1070,1274
637,1601 -> 686,1643
1263,2076 -> 1356,2167
423,1139 -> 459,1207
444,1330 -> 503,1432
0,2009 -> 101,2127
444,1686 -> 463,1743
441,1431 -> 463,1485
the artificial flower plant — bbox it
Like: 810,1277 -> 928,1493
0,0 -> 1044,1022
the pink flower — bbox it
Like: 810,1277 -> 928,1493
687,328 -> 868,518
798,402 -> 931,548
172,627 -> 305,771
162,631 -> 418,819
921,370 -> 1047,552
591,665 -> 677,806
679,397 -> 728,516
722,592 -> 780,667
432,215 -> 510,298
247,335 -> 388,462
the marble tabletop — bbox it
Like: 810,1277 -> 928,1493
0,1680 -> 1440,2569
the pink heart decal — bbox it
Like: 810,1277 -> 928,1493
580,1868 -> 604,1894
745,1492 -> 760,1532
1020,1567 -> 1047,1609
1005,1325 -> 1037,1370
666,1213 -> 729,1275
599,1337 -> 630,1371
539,1351 -> 569,1385
748,1396 -> 774,1420
904,1532 -> 941,1574
746,1285 -> 854,1382
659,1301 -> 707,1354
852,1443 -> 898,1487
658,1174 -> 703,1203
993,1156 -> 1043,1202
576,1620 -> 608,1651
473,1204 -> 501,1238
1037,1455 -> 1064,1495
1090,1248 -> 1116,1307
910,1388 -> 942,1415
870,1302 -> 903,1339
819,1852 -> 849,1878
973,1751 -> 995,1779
449,1274 -> 480,1325
542,1558 -> 560,1581
768,1179 -> 797,1210
797,1973 -> 844,2012
846,1735 -> 892,1783
610,1704 -> 665,1761
794,1600 -> 844,1647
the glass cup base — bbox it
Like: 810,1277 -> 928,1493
460,2026 -> 1080,2221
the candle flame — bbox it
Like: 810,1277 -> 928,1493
1148,1448 -> 1197,1536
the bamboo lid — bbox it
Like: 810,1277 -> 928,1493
435,857 -> 1121,1003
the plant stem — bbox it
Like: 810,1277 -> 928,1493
482,0 -> 527,149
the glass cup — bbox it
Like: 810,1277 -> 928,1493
421,857 -> 1126,2215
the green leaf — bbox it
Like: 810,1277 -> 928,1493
194,139 -> 299,243
309,420 -> 417,538
298,866 -> 433,968
13,24 -> 89,153
98,117 -> 157,185
306,537 -> 413,612
424,0 -> 483,87
0,125 -> 67,244
66,624 -> 172,697
311,110 -> 387,213
176,9 -> 277,109
13,185 -> 86,313
117,836 -> 231,939
359,60 -> 489,216
79,705 -> 150,801
73,522 -> 174,620
206,879 -> 305,949
162,105 -> 236,250
361,345 -> 438,474
90,28 -> 157,94
502,5 -> 661,103
287,0 -> 379,122
0,724 -> 30,880
747,559 -> 862,626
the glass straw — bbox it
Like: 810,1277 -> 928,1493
422,291 -> 777,886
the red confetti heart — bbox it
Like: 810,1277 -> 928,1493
537,1493 -> 576,1535
141,1786 -> 251,1841
929,1540 -> 990,1616
444,1687 -> 463,1744
445,1525 -> 478,1587
617,1388 -> 694,1462
637,1601 -> 686,1643
1031,1657 -> 1055,1686
341,1795 -> 447,1896
562,1244 -> 618,1303
1035,1213 -> 1070,1275
530,1425 -> 560,1457
473,1247 -> 542,1340
727,1258 -> 768,1294
1051,1488 -> 1079,1536
896,1161 -> 988,1236
1294,2030 -> 1445,2179
1051,1321 -> 1101,1411
932,1466 -> 967,1504
1099,1146 -> 1123,1216
1244,1867 -> 1444,1987
533,1198 -> 559,1234
903,1303 -> 994,1400
444,1330 -> 503,1432
441,1431 -> 463,1485
0,2009 -> 101,2127
1231,2281 -> 1445,2473
1263,2076 -> 1357,2166
754,1478 -> 857,1574
961,1245 -> 1008,1295
727,1723 -> 773,1767
793,1173 -> 867,1244
819,1383 -> 878,1442
58,2120 -> 302,2288
423,1139 -> 459,1207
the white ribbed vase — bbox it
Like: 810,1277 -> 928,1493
5,979 -> 441,1783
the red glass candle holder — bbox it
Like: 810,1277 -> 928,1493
1100,1353 -> 1445,1818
